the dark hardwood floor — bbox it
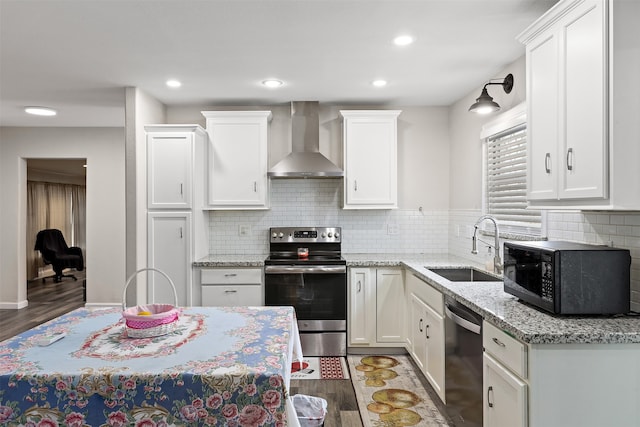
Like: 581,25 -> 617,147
0,272 -> 85,342
290,379 -> 363,427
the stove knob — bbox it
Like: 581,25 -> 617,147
321,232 -> 326,238
335,232 -> 340,239
278,232 -> 284,238
272,232 -> 277,238
328,232 -> 333,238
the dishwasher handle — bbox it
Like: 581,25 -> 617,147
445,301 -> 481,335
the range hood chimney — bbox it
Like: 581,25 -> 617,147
268,101 -> 343,178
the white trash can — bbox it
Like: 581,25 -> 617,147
292,394 -> 328,427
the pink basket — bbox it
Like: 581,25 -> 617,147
122,304 -> 180,329
121,268 -> 180,338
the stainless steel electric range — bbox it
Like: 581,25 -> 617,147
264,227 -> 347,356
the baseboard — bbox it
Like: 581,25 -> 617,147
348,346 -> 407,355
0,300 -> 29,309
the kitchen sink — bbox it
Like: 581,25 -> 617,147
428,267 -> 500,282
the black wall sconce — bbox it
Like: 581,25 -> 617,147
468,74 -> 514,114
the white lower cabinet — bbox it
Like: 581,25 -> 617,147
349,268 -> 373,345
375,269 -> 405,343
348,268 -> 405,347
147,212 -> 192,306
408,295 -> 428,370
406,274 -> 445,401
483,320 -> 528,427
483,353 -> 528,427
200,268 -> 263,307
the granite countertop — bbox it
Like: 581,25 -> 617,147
193,253 -> 640,345
193,254 -> 266,267
402,261 -> 640,345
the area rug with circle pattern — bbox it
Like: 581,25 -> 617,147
347,355 -> 450,427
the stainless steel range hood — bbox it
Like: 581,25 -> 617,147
268,101 -> 343,178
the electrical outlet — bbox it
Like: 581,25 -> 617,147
387,223 -> 399,235
238,224 -> 251,237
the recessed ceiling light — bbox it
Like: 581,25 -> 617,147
262,79 -> 283,88
166,79 -> 182,88
24,106 -> 57,116
394,35 -> 414,46
372,80 -> 388,87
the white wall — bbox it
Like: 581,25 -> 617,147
448,56 -> 527,210
446,56 -> 528,267
124,88 -> 166,304
0,127 -> 126,307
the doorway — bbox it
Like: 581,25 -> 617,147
26,159 -> 86,301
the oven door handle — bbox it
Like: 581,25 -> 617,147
264,265 -> 347,274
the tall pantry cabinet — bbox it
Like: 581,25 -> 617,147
518,0 -> 640,209
145,125 -> 208,306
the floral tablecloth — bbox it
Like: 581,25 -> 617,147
0,306 -> 303,427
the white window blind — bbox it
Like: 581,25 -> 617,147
485,124 -> 542,236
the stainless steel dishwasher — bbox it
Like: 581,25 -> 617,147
444,295 -> 483,427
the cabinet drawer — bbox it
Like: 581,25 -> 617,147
407,274 -> 443,315
483,321 -> 527,379
201,285 -> 262,306
201,268 -> 262,285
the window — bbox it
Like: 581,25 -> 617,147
481,103 -> 545,237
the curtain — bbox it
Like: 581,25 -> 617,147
27,182 -> 49,279
27,181 -> 86,280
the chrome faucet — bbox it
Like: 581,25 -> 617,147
472,215 -> 503,274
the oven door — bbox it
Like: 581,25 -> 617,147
264,265 -> 347,330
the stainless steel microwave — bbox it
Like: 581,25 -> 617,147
503,241 -> 631,315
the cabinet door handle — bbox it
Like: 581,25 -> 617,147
487,386 -> 494,408
418,318 -> 423,332
566,148 -> 574,171
492,337 -> 506,347
354,180 -> 358,191
224,273 -> 237,277
180,183 -> 183,196
425,324 -> 430,339
357,280 -> 362,292
179,227 -> 183,238
224,289 -> 238,294
545,153 -> 551,174
254,181 -> 257,192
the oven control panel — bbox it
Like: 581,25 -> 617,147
270,227 -> 341,243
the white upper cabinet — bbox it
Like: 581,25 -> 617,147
202,111 -> 271,210
341,110 -> 401,209
146,125 -> 205,209
519,0 -> 640,209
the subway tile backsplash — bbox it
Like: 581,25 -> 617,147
546,211 -> 640,311
207,184 -> 640,310
208,179 -> 449,255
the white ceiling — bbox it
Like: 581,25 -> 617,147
0,0 -> 557,128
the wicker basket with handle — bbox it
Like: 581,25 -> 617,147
121,268 -> 180,338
